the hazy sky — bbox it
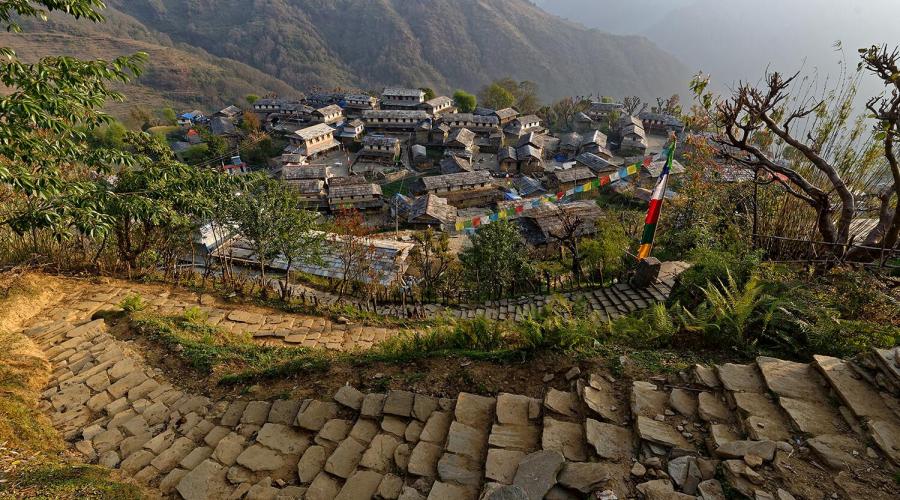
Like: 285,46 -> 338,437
533,0 -> 900,101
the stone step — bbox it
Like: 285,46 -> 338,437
814,355 -> 900,466
756,357 -> 847,438
715,362 -> 793,442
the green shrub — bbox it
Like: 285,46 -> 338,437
518,297 -> 604,352
669,246 -> 762,308
119,294 -> 146,313
182,306 -> 208,325
606,303 -> 677,348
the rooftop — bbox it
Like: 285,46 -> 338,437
293,123 -> 336,141
420,170 -> 493,191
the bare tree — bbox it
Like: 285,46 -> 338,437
623,96 -> 648,116
700,44 -> 900,260
548,206 -> 588,286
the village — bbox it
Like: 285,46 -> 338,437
169,87 -> 700,296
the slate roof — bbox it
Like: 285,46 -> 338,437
292,179 -> 326,195
552,166 -> 596,184
424,96 -> 453,108
383,87 -> 425,97
518,201 -> 603,245
282,165 -> 331,180
446,127 -> 476,147
515,176 -> 546,197
494,108 -> 520,121
328,183 -> 382,199
294,123 -> 335,141
516,132 -> 544,149
575,152 -> 616,173
419,170 -> 493,191
440,154 -> 473,174
408,194 -> 457,225
440,113 -> 500,126
210,116 -> 237,136
363,135 -> 400,147
639,111 -> 685,128
315,104 -> 343,116
363,110 -> 430,120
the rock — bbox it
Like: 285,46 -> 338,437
227,310 -> 264,324
360,434 -> 401,472
378,474 -> 404,499
496,393 -> 531,425
716,363 -> 766,393
212,432 -> 245,466
807,434 -> 864,469
544,389 -> 579,417
693,365 -> 721,388
446,421 -> 487,461
585,419 -> 631,460
698,479 -> 726,500
394,443 -> 411,472
487,424 -> 540,451
485,485 -> 528,500
776,489 -> 797,500
511,450 -> 565,500
296,401 -> 338,431
698,392 -> 731,423
485,448 -> 525,484
631,381 -> 668,417
635,416 -> 695,451
361,393 -> 386,417
420,411 -> 452,443
557,462 -> 611,493
297,446 -> 327,483
98,450 -> 120,468
668,389 -> 697,417
744,454 -> 764,468
582,384 -> 618,422
632,257 -> 661,288
381,415 -> 408,437
541,417 -> 586,461
437,453 -> 482,486
324,437 -> 366,478
176,459 -> 231,500
542,373 -> 555,383
413,394 -> 439,422
405,420 -> 424,443
636,479 -> 694,500
236,444 -> 285,472
710,424 -> 740,449
383,390 -> 415,417
335,470 -> 383,500
631,462 -> 647,477
715,440 -> 776,462
334,385 -> 364,410
455,393 -> 496,429
257,423 -> 310,455
307,472 -> 341,500
240,400 -> 271,425
408,441 -> 442,477
565,367 -> 581,380
317,419 -> 353,444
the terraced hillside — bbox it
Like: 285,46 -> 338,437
3,274 -> 899,499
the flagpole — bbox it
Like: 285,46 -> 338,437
637,133 -> 676,261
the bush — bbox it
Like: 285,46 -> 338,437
518,297 -> 605,352
606,303 -> 678,348
119,294 -> 147,313
669,246 -> 762,308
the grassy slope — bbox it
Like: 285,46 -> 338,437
0,275 -> 140,499
0,29 -> 299,120
104,0 -> 690,101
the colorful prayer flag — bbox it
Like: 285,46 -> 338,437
637,140 -> 676,260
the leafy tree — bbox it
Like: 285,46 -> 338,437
198,126 -> 228,161
580,217 -> 630,284
228,174 -> 320,286
479,83 -> 515,110
246,94 -> 260,105
543,96 -> 590,132
0,0 -> 146,248
162,107 -> 177,125
419,87 -> 436,101
453,90 -> 477,113
653,94 -> 682,116
460,220 -> 534,300
623,96 -> 647,115
330,210 -> 376,300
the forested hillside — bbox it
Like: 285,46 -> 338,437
13,0 -> 689,106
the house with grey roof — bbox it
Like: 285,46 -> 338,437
517,201 -> 604,248
381,88 -> 426,109
420,96 -> 456,117
362,110 -> 430,133
407,194 -> 457,231
341,94 -> 378,113
438,113 -> 501,136
639,111 -> 686,135
328,182 -> 383,211
413,170 -> 498,208
289,123 -> 340,157
358,135 -> 401,164
549,166 -> 596,192
575,152 -> 616,175
504,114 -> 543,138
444,127 -> 477,155
312,104 -> 344,125
493,107 -> 520,126
440,154 -> 473,175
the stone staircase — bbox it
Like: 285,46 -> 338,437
21,291 -> 900,499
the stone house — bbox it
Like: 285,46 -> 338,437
517,201 -> 603,249
504,114 -> 543,139
444,128 -> 477,156
358,135 -> 401,164
407,194 -> 457,231
439,154 -> 473,175
575,152 -> 617,175
362,110 -> 430,134
337,119 -> 365,144
341,94 -> 379,114
381,88 -> 426,109
618,116 -> 648,152
312,104 -> 344,125
420,96 -> 456,117
498,133 -> 544,176
291,179 -> 328,210
639,111 -> 685,135
549,166 -> 596,192
289,123 -> 340,158
328,179 -> 384,211
493,107 -> 520,126
438,113 -> 501,136
413,170 -> 498,208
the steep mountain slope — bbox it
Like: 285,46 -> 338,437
4,10 -> 300,118
101,0 -> 689,101
531,0 -> 695,34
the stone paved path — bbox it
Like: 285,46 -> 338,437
22,291 -> 900,499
